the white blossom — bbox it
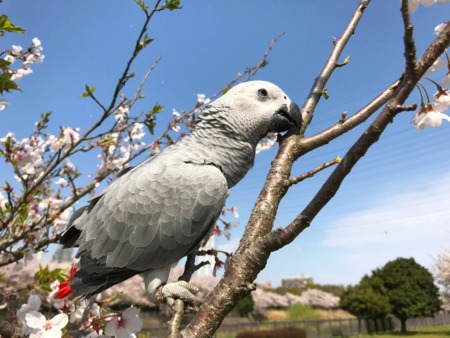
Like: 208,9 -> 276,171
435,22 -> 448,35
32,37 -> 42,47
17,295 -> 42,335
104,306 -> 143,338
412,104 -> 450,130
25,311 -> 68,338
17,295 -> 41,322
114,106 -> 129,126
4,54 -> 15,64
426,57 -> 444,74
434,90 -> 450,112
0,191 -> 7,210
11,45 -> 23,56
55,177 -> 69,187
125,123 -> 145,142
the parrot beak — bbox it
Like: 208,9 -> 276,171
269,101 -> 302,133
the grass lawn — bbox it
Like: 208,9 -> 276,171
358,325 -> 450,338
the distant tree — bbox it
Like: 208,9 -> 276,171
234,294 -> 255,318
340,275 -> 391,337
373,257 -> 441,333
306,283 -> 346,298
435,249 -> 450,311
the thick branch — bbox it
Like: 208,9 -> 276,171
181,2 -> 372,337
262,22 -> 450,253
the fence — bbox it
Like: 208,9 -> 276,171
138,312 -> 450,338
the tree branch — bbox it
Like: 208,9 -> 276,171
289,157 -> 340,186
300,0 -> 371,135
401,0 -> 417,73
262,21 -> 450,256
181,2 -> 372,337
299,79 -> 400,157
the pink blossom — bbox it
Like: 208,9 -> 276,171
48,127 -> 80,152
104,306 -> 143,338
256,133 -> 277,154
25,311 -> 68,338
229,206 -> 239,218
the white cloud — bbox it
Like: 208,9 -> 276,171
320,171 -> 450,284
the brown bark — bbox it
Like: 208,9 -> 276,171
180,6 -> 450,338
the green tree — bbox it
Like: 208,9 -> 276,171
340,275 -> 391,337
373,258 -> 441,333
234,294 -> 254,318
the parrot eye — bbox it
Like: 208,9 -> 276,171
257,88 -> 268,98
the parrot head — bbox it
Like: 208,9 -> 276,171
202,80 -> 302,141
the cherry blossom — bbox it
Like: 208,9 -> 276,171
256,133 -> 278,154
434,90 -> 450,111
104,306 -> 143,338
412,104 -> 450,130
48,127 -> 80,152
171,109 -> 181,132
426,57 -> 444,74
125,122 -> 145,142
17,294 -> 42,335
55,177 -> 69,187
435,22 -> 447,35
114,106 -> 130,126
197,93 -> 210,106
229,206 -> 239,218
0,191 -> 7,210
25,311 -> 68,338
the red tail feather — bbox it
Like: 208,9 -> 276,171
54,264 -> 77,299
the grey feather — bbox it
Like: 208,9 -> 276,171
58,80 -> 301,298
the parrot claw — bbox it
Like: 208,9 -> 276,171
162,280 -> 199,310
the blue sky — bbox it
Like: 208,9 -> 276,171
1,1 -> 450,287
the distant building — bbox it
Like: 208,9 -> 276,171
255,280 -> 272,289
281,273 -> 313,290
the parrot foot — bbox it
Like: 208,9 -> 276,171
161,281 -> 199,311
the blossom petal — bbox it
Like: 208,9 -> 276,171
49,313 -> 69,329
25,311 -> 46,329
104,318 -> 119,337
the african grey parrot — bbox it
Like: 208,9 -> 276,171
55,80 -> 301,303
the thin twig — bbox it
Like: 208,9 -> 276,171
401,0 -> 417,74
289,158 -> 340,186
299,0 -> 371,136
